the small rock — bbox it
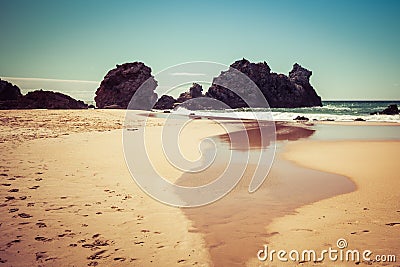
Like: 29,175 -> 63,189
294,115 -> 309,121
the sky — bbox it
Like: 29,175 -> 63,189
0,0 -> 399,101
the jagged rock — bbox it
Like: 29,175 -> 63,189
370,104 -> 399,115
0,79 -> 22,101
154,95 -> 176,110
95,62 -> 157,109
206,59 -> 322,108
294,115 -> 309,121
176,83 -> 204,103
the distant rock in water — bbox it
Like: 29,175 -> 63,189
0,79 -> 88,109
354,118 -> 366,121
95,62 -> 157,109
206,59 -> 322,108
370,104 -> 399,115
294,115 -> 309,121
0,79 -> 22,101
154,95 -> 176,110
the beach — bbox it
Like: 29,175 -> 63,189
0,110 -> 399,266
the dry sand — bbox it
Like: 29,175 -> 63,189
0,110 -> 213,266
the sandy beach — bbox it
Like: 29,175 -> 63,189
0,110 -> 399,266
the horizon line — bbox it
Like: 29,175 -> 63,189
2,76 -> 99,84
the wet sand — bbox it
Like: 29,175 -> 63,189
178,122 -> 355,266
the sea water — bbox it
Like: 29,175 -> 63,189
174,101 -> 400,123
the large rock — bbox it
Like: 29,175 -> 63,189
206,59 -> 322,108
0,79 -> 22,101
95,62 -> 157,109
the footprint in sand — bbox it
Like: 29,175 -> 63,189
35,251 -> 47,261
5,196 -> 15,201
114,257 -> 126,262
87,250 -> 107,260
28,185 -> 40,190
35,236 -> 52,242
6,240 -> 21,248
18,213 -> 32,218
8,188 -> 19,192
386,222 -> 400,226
9,208 -> 19,213
36,222 -> 47,228
351,230 -> 370,235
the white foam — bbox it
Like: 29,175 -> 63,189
172,107 -> 400,123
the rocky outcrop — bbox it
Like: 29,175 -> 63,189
20,90 -> 87,109
206,59 -> 322,108
154,95 -> 176,110
370,104 -> 399,115
0,89 -> 87,109
153,83 -> 205,110
0,79 -> 87,109
177,83 -> 204,103
95,62 -> 157,109
0,79 -> 22,101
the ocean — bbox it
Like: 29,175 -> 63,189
174,101 -> 400,123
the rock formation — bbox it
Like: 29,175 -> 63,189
153,95 -> 176,110
95,62 -> 157,109
153,83 -> 205,110
18,90 -> 88,109
177,83 -> 204,103
370,104 -> 399,115
0,79 -> 87,109
206,59 -> 322,108
0,79 -> 22,101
